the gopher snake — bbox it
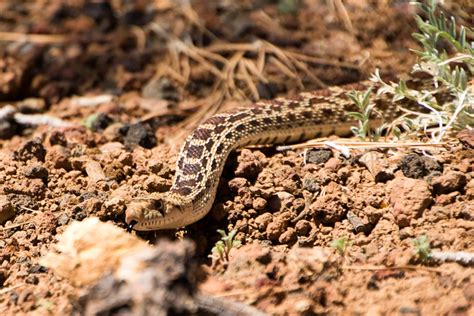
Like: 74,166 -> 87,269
125,80 -> 423,231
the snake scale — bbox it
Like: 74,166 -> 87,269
125,79 -> 425,231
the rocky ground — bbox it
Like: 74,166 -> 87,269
0,1 -> 472,315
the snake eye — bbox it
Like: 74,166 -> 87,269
152,199 -> 165,216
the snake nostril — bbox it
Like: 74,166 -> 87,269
127,220 -> 138,233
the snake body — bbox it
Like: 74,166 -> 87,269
125,80 -> 416,231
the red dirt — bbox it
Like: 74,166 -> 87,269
0,1 -> 472,315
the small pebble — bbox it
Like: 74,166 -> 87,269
295,220 -> 312,236
255,213 -> 273,230
432,171 -> 467,194
0,195 -> 15,225
266,219 -> 287,241
302,175 -> 320,193
252,197 -> 267,211
278,227 -> 297,244
305,149 -> 332,164
24,164 -> 49,181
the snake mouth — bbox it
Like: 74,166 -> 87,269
126,220 -> 137,233
125,198 -> 185,231
124,203 -> 146,231
125,192 -> 198,230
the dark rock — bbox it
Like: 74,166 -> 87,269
305,149 -> 333,165
27,264 -> 47,274
25,275 -> 39,285
83,1 -> 117,32
256,82 -> 279,100
398,153 -> 442,179
302,174 -> 320,193
0,269 -> 7,287
24,164 -> 49,182
48,130 -> 68,146
0,105 -> 21,139
120,123 -> 157,149
90,113 -> 113,132
14,138 -> 46,162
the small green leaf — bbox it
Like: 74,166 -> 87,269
347,112 -> 364,120
413,235 -> 432,260
459,26 -> 466,50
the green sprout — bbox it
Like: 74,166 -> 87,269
82,113 -> 99,131
346,87 -> 387,141
277,0 -> 302,14
211,229 -> 241,263
413,234 -> 432,261
330,236 -> 353,258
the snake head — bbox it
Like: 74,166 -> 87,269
125,193 -> 187,231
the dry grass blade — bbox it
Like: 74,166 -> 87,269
290,57 -> 326,88
180,4 -> 218,41
163,39 -> 359,106
156,65 -> 187,85
333,0 -> 354,33
180,54 -> 191,86
152,33 -> 360,131
253,10 -> 296,39
176,89 -> 226,135
172,41 -> 225,80
238,61 -> 260,100
0,284 -> 27,295
288,50 -> 360,69
273,56 -> 305,89
193,45 -> 229,65
206,42 -> 259,53
264,42 -> 300,75
257,48 -> 266,73
1,221 -> 32,231
268,56 -> 300,80
342,265 -> 443,274
208,41 -> 359,69
169,44 -> 182,74
130,26 -> 147,50
0,31 -> 66,43
223,52 -> 246,98
242,59 -> 268,84
277,139 -> 448,151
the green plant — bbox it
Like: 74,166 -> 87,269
277,0 -> 302,14
413,234 -> 432,261
330,236 -> 352,258
211,229 -> 241,263
82,113 -> 99,130
346,87 -> 387,141
369,0 -> 473,143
